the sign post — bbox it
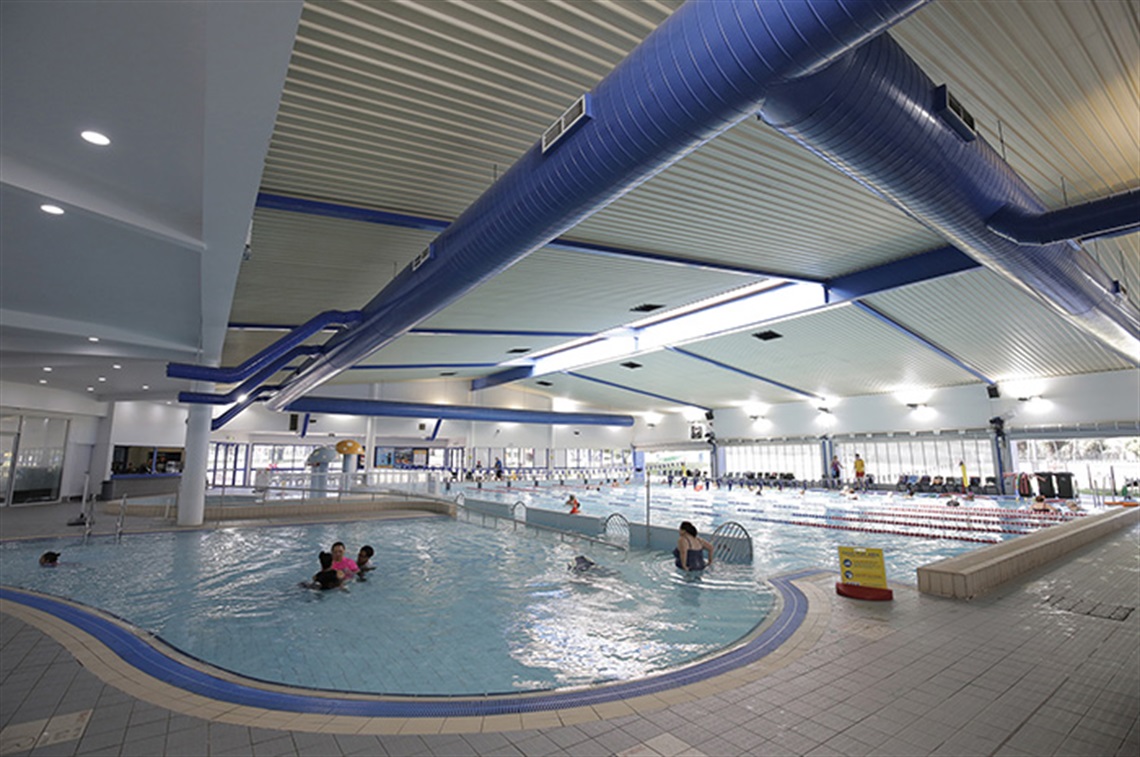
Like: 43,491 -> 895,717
836,546 -> 893,601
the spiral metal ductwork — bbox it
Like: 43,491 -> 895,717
759,34 -> 1139,360
265,0 -> 929,409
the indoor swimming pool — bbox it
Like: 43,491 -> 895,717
0,516 -> 774,696
450,480 -> 1082,577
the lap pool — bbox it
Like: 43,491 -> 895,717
0,516 -> 775,696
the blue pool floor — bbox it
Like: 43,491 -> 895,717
1,501 -> 1137,757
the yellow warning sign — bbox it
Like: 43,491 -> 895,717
838,546 -> 888,589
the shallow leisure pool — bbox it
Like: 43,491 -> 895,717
1,516 -> 774,695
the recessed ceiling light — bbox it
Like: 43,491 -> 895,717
42,366 -> 52,372
112,364 -> 121,370
38,379 -> 47,385
88,336 -> 100,342
81,130 -> 110,146
97,376 -> 107,382
40,204 -> 65,215
142,385 -> 150,390
86,386 -> 95,392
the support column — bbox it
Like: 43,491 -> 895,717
178,400 -> 212,526
89,403 -> 117,499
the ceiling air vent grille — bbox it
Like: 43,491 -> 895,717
753,330 -> 783,341
536,380 -> 553,387
542,93 -> 593,154
506,347 -> 531,354
933,84 -> 976,142
411,243 -> 435,271
620,361 -> 643,369
630,303 -> 664,313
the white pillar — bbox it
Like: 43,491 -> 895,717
178,402 -> 212,526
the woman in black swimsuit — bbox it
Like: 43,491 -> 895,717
674,521 -> 714,571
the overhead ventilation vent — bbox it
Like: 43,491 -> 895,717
439,371 -> 456,376
411,243 -> 435,271
630,303 -> 664,313
933,84 -> 976,142
535,380 -> 553,387
620,361 -> 642,369
542,93 -> 593,154
506,347 -> 531,354
752,330 -> 783,341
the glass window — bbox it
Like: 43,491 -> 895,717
11,415 -> 69,503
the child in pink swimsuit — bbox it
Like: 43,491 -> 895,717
330,541 -> 359,577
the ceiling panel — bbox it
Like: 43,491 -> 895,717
864,268 -> 1137,381
679,304 -> 985,402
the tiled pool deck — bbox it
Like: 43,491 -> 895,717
1,502 -> 1137,756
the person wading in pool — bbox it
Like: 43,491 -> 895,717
312,551 -> 346,590
674,521 -> 714,572
330,541 -> 359,578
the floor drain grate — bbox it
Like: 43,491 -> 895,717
1045,596 -> 1134,621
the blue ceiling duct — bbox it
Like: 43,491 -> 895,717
283,397 -> 634,427
986,189 -> 1140,246
759,34 -> 1140,360
168,309 -> 359,383
266,0 -> 929,410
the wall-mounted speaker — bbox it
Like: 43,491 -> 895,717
986,385 -> 1001,399
288,413 -> 298,431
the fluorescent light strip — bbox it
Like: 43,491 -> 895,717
519,281 -> 827,377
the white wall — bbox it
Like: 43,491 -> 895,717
0,381 -> 107,417
110,401 -> 190,447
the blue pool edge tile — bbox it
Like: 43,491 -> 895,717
0,568 -> 823,718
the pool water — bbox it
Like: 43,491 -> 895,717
0,517 -> 774,695
451,482 -> 1009,576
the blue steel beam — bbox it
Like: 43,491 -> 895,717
348,363 -> 496,371
228,324 -> 592,339
255,193 -> 815,281
471,365 -> 535,390
825,246 -> 980,302
566,372 -> 709,412
850,301 -> 995,385
665,347 -> 821,400
284,397 -> 634,426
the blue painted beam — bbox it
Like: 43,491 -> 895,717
348,363 -> 496,371
257,192 -> 449,234
255,192 -> 802,280
471,365 -> 535,391
284,397 -> 634,426
228,324 -> 593,339
666,347 -> 821,400
825,246 -> 979,302
851,301 -> 995,385
566,372 -> 709,412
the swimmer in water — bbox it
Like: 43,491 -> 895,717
39,551 -> 60,567
306,551 -> 345,591
673,521 -> 714,572
566,494 -> 581,514
356,545 -> 375,573
330,541 -> 359,578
